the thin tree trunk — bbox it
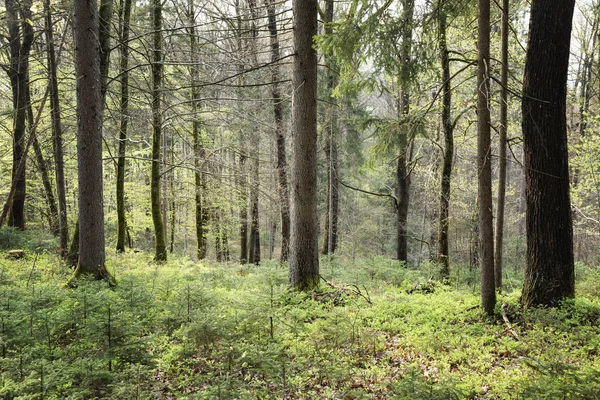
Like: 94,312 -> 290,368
151,0 -> 167,262
116,0 -> 132,253
494,0 -> 509,291
321,0 -> 339,256
395,0 -> 415,263
187,0 -> 208,260
27,90 -> 58,235
289,0 -> 319,290
521,0 -> 575,307
44,0 -> 68,257
247,0 -> 261,265
477,0 -> 496,315
437,3 -> 453,279
5,0 -> 34,230
236,0 -> 249,264
266,0 -> 290,262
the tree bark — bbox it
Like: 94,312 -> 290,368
187,0 -> 208,260
116,0 -> 132,253
494,0 -> 509,291
321,0 -> 340,256
151,0 -> 167,262
44,0 -> 68,257
27,89 -> 58,235
395,0 -> 414,263
437,3 -> 453,279
266,0 -> 290,262
289,0 -> 319,290
248,0 -> 261,265
5,0 -> 34,230
478,0 -> 496,315
73,0 -> 112,281
521,0 -> 575,307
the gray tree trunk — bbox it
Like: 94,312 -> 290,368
289,0 -> 319,290
73,0 -> 112,280
477,0 -> 496,315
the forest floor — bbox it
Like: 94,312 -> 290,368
0,245 -> 599,399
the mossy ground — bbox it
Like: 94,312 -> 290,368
0,250 -> 598,399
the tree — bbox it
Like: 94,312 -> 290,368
266,0 -> 290,262
289,0 -> 319,290
5,0 -> 33,230
395,0 -> 415,263
44,0 -> 68,257
187,0 -> 209,260
437,0 -> 453,278
494,0 -> 509,291
151,0 -> 167,262
521,0 -> 575,307
116,0 -> 133,252
321,0 -> 340,256
72,0 -> 113,281
477,0 -> 495,315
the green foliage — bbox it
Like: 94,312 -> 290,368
0,252 -> 598,398
0,227 -> 58,254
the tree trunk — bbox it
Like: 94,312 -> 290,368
321,0 -> 340,256
5,0 -> 34,230
116,0 -> 132,253
99,0 -> 114,103
266,0 -> 290,262
44,0 -> 68,257
151,0 -> 167,262
68,0 -> 114,264
437,3 -> 453,279
248,0 -> 261,265
187,0 -> 209,260
289,0 -> 319,290
27,91 -> 58,235
72,0 -> 112,281
521,0 -> 575,307
395,0 -> 414,263
494,0 -> 509,291
477,0 -> 496,315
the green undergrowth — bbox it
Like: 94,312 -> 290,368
0,251 -> 598,399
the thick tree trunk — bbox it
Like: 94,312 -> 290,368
478,0 -> 496,315
321,0 -> 340,256
267,0 -> 290,262
151,0 -> 167,262
116,0 -> 132,253
437,4 -> 453,279
73,0 -> 112,281
5,0 -> 33,230
44,0 -> 68,257
494,0 -> 509,291
99,0 -> 114,103
521,0 -> 575,307
289,0 -> 319,290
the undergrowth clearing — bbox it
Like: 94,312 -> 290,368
0,251 -> 599,399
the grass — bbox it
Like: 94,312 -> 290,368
0,250 -> 598,399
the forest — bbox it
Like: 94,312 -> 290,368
0,0 -> 599,398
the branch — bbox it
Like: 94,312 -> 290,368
338,178 -> 397,208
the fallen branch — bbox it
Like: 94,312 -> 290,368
501,302 -> 519,340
